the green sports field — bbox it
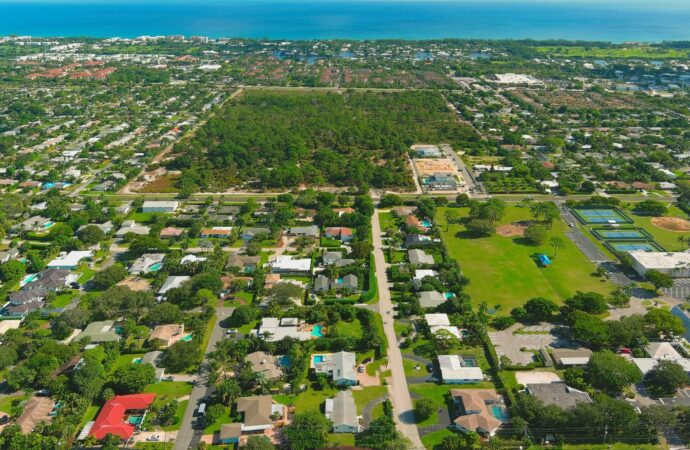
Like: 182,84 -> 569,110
436,205 -> 613,313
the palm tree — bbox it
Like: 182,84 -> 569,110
549,236 -> 564,258
444,209 -> 458,231
678,235 -> 687,249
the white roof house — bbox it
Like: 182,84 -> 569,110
270,256 -> 312,274
158,275 -> 191,294
425,314 -> 451,327
414,269 -> 439,283
438,355 -> 484,384
629,251 -> 690,277
256,317 -> 312,341
325,390 -> 360,433
47,251 -> 93,270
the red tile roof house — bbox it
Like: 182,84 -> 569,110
88,394 -> 155,441
324,227 -> 353,242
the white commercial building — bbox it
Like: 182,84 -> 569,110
629,251 -> 690,278
142,200 -> 179,213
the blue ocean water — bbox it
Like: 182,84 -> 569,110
1,1 -> 690,42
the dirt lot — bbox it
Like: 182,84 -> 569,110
413,157 -> 458,176
652,216 -> 690,232
496,221 -> 529,237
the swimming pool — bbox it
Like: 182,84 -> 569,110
313,355 -> 326,363
20,273 -> 39,287
148,262 -> 163,272
132,357 -> 143,364
311,325 -> 324,337
181,334 -> 193,342
443,292 -> 455,300
128,415 -> 144,425
491,405 -> 509,422
421,220 -> 432,228
42,221 -> 55,229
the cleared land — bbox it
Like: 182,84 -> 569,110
436,205 -> 613,312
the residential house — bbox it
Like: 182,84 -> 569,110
326,390 -> 360,433
219,423 -> 243,445
159,227 -> 184,238
270,256 -> 312,275
47,251 -> 93,270
392,206 -> 416,217
227,255 -> 261,273
405,234 -> 432,247
75,320 -> 121,344
631,342 -> 690,376
322,251 -> 355,267
424,313 -> 462,338
200,227 -> 234,238
314,274 -> 359,294
17,216 -> 52,232
451,389 -> 504,437
149,324 -> 185,348
128,253 -> 165,274
408,249 -> 435,266
324,227 -> 354,242
256,317 -> 313,341
419,291 -> 446,308
157,276 -> 190,297
525,383 -> 592,409
142,201 -> 179,213
245,351 -> 284,381
438,355 -> 484,384
87,394 -> 156,440
414,269 -> 439,284
115,220 -> 150,237
313,351 -> 357,386
288,225 -> 319,237
241,227 -> 271,241
236,395 -> 284,432
78,221 -> 114,235
405,215 -> 427,232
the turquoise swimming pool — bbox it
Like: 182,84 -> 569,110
132,357 -> 143,364
181,334 -> 193,342
443,292 -> 455,300
311,325 -> 324,337
128,415 -> 144,425
491,405 -> 509,422
42,221 -> 55,229
421,220 -> 432,228
313,355 -> 326,363
20,273 -> 39,287
149,262 -> 163,272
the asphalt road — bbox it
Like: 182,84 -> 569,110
174,306 -> 234,450
371,210 -> 425,450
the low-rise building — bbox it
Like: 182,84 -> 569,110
326,390 -> 360,433
439,355 -> 484,384
76,320 -> 121,344
551,348 -> 592,368
409,249 -> 435,266
142,200 -> 179,213
87,394 -> 155,440
288,225 -> 319,237
451,389 -> 504,437
313,351 -> 357,386
245,351 -> 284,380
149,324 -> 185,348
17,396 -> 56,434
324,227 -> 354,242
236,395 -> 284,432
629,251 -> 690,277
47,250 -> 93,270
270,256 -> 312,274
129,253 -> 165,274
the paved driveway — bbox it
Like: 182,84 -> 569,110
488,323 -> 570,366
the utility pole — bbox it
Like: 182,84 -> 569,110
603,423 -> 608,444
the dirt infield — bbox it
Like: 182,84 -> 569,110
651,216 -> 690,232
497,221 -> 529,237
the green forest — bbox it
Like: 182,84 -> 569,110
169,89 -> 479,191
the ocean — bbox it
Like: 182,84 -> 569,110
2,0 -> 690,42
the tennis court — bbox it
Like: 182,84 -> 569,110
591,228 -> 650,241
607,241 -> 664,252
572,208 -> 632,225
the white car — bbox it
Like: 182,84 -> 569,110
146,435 -> 160,442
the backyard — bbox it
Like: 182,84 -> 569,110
436,205 -> 613,312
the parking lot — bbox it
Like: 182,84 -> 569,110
489,323 -> 560,366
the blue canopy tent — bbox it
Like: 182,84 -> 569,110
537,254 -> 552,267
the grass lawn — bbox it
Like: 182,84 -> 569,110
436,206 -> 613,312
76,263 -> 96,283
327,433 -> 356,447
161,399 -> 189,432
50,292 -> 76,308
626,205 -> 690,251
409,383 -> 451,426
238,319 -> 259,334
79,404 -> 101,429
274,385 -> 337,413
370,402 -> 385,421
421,428 -> 456,450
333,319 -> 363,339
199,315 -> 217,355
203,405 -> 233,434
404,358 -> 427,377
0,394 -> 25,414
562,445 -> 666,450
134,443 -> 174,450
379,211 -> 398,232
110,353 -> 145,374
144,381 -> 193,409
386,250 -> 407,264
352,386 -> 387,414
